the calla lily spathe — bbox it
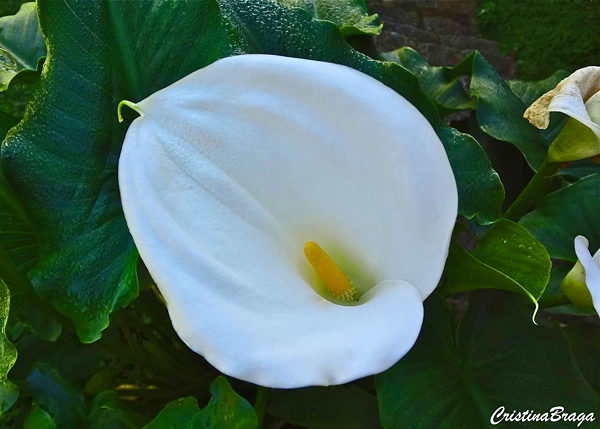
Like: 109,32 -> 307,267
524,66 -> 600,162
562,236 -> 600,316
118,55 -> 458,388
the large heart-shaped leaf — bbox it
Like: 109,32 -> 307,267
376,291 -> 600,428
143,376 -> 257,429
520,174 -> 600,262
0,279 -> 17,415
0,2 -> 46,91
279,0 -> 382,36
438,219 -> 551,313
268,386 -> 382,428
2,0 -> 503,343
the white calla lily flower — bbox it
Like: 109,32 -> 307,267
562,236 -> 600,316
118,55 -> 458,388
524,66 -> 600,162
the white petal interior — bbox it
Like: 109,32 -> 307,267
574,236 -> 600,317
548,67 -> 600,140
119,55 -> 457,387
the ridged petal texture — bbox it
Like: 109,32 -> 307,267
119,55 -> 458,388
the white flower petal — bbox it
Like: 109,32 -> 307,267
524,66 -> 600,141
119,55 -> 457,387
574,236 -> 600,317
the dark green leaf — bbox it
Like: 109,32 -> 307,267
12,331 -> 105,385
564,323 -> 600,394
0,49 -> 19,92
470,219 -> 551,299
0,3 -> 45,70
467,52 -> 548,170
0,2 -> 46,91
376,291 -> 600,428
25,363 -> 85,429
386,48 -> 597,177
2,0 -> 502,342
278,0 -> 381,36
506,71 -> 569,107
144,397 -> 200,429
438,219 -> 551,310
269,385 -> 382,428
24,406 -> 57,429
0,172 -> 36,274
0,110 -> 18,141
381,47 -> 476,116
143,377 -> 257,429
459,55 -> 597,178
0,279 -> 17,415
0,174 -> 62,341
89,390 -> 147,429
520,174 -> 600,261
187,376 -> 257,429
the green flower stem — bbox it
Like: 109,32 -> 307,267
254,386 -> 270,429
504,157 -> 562,222
537,293 -> 572,308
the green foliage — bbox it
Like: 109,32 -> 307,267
376,291 -> 600,428
88,390 -> 147,429
0,174 -> 62,342
0,0 -> 28,18
385,47 -> 597,177
438,220 -> 551,310
11,331 -> 105,385
269,386 -> 381,428
381,48 -> 476,116
0,110 -> 17,142
25,364 -> 86,429
520,174 -> 600,261
23,407 -> 56,429
18,364 -> 150,428
278,0 -> 381,36
144,377 -> 257,429
0,0 -> 597,428
479,0 -> 600,79
0,3 -> 46,91
0,280 -> 17,414
564,323 -> 600,394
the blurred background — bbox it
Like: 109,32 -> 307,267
368,0 -> 600,80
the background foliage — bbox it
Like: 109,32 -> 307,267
478,0 -> 600,79
0,1 -> 598,428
